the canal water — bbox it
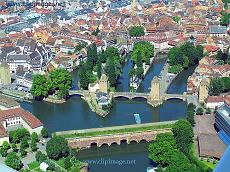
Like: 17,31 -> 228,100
20,58 -> 195,172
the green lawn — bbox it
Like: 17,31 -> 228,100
60,124 -> 172,139
28,161 -> 40,170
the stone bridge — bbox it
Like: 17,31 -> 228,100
67,129 -> 171,149
111,92 -> 149,100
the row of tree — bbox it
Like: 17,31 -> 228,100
79,43 -> 122,89
31,68 -> 72,99
209,77 -> 230,96
168,42 -> 203,74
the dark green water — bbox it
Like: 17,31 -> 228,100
20,59 -> 194,172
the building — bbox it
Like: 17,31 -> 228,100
0,63 -> 11,85
0,108 -> 43,145
215,103 -> 230,141
0,162 -> 18,172
209,25 -> 227,37
206,96 -> 230,109
0,95 -> 20,110
96,91 -> 109,107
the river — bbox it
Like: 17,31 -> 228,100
20,57 -> 195,172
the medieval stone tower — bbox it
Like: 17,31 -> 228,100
149,76 -> 161,102
99,74 -> 108,93
0,63 -> 11,85
199,78 -> 209,103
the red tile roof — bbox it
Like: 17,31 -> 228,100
0,108 -> 43,129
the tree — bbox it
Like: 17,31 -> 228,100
187,110 -> 195,126
35,151 -> 47,163
196,107 -> 204,115
46,136 -> 69,160
206,108 -> 211,114
12,143 -> 17,152
31,74 -> 50,99
132,41 -> 154,64
92,27 -> 100,36
78,64 -> 90,89
41,128 -> 48,138
49,68 -> 72,98
2,141 -> 10,150
9,128 -> 30,143
20,138 -> 29,149
172,16 -> 181,24
129,26 -> 145,37
64,156 -> 72,169
5,152 -> 23,170
105,58 -> 117,87
172,120 -> 194,155
31,132 -> 39,142
35,151 -> 42,162
20,146 -> 27,157
0,148 -> 7,157
31,140 -> 37,152
148,133 -> 178,167
96,60 -> 102,79
220,12 -> 229,26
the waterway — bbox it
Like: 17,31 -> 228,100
20,57 -> 195,172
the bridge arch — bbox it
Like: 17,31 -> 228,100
113,95 -> 130,100
164,97 -> 184,101
90,142 -> 97,147
100,143 -> 109,147
129,140 -> 138,144
120,139 -> 127,144
139,139 -> 148,143
131,96 -> 147,100
110,142 -> 119,146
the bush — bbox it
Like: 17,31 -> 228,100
46,136 -> 69,160
64,157 -> 72,169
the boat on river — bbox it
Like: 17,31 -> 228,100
134,113 -> 141,124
